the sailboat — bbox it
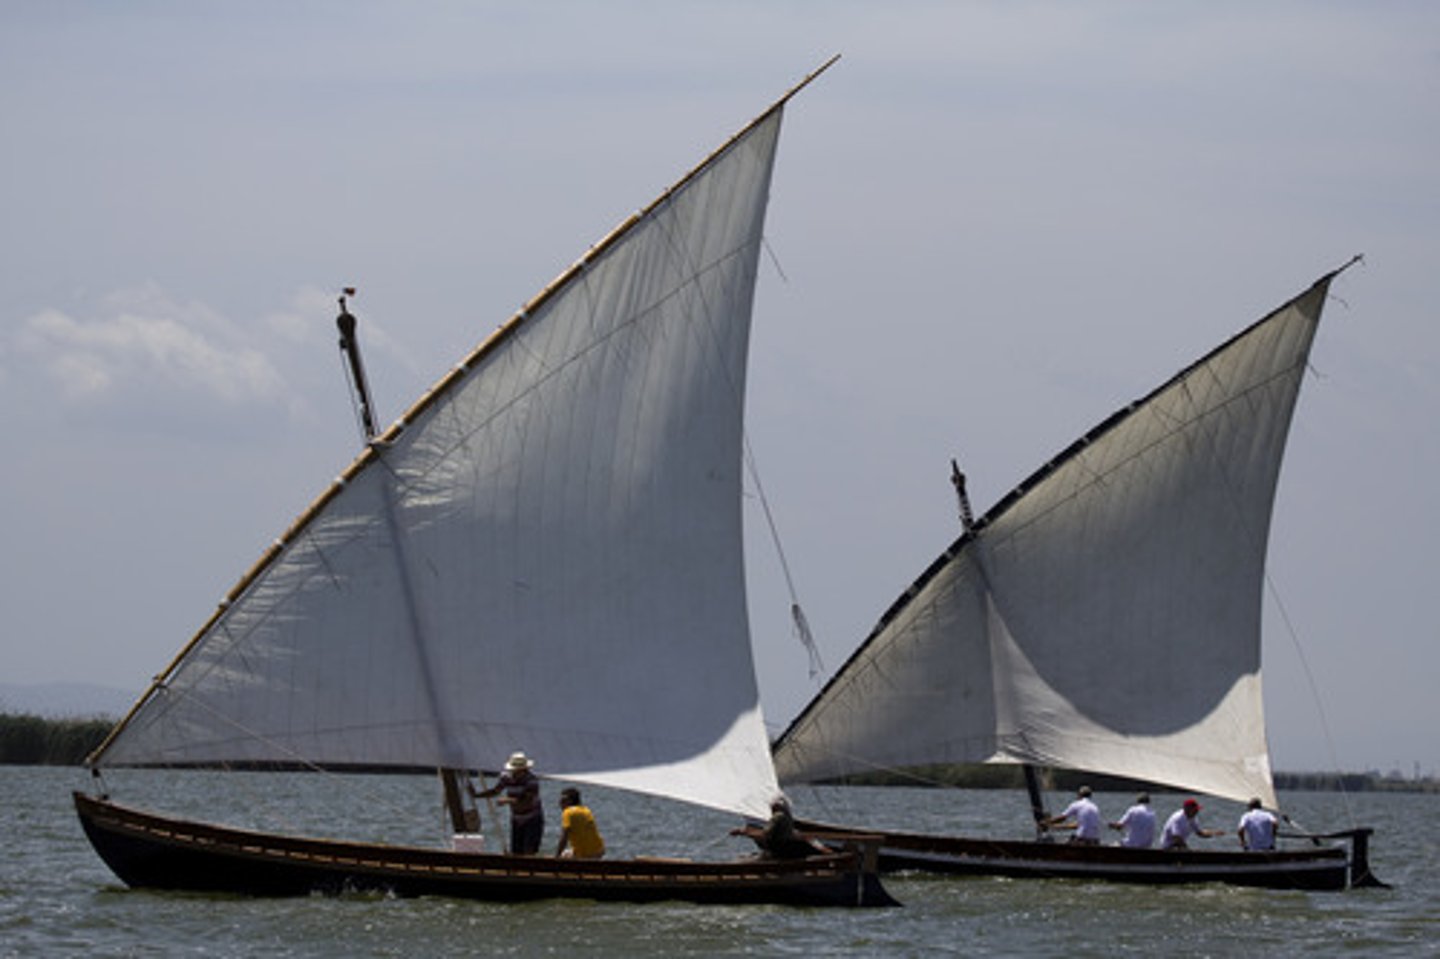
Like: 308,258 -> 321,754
772,261 -> 1382,890
73,57 -> 896,908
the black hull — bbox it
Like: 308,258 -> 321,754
799,820 -> 1356,891
75,793 -> 897,908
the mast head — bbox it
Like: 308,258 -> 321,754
337,288 -> 358,339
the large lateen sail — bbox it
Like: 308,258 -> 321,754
774,271 -> 1347,810
90,90 -> 801,821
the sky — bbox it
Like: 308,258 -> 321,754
2,2 -> 1436,777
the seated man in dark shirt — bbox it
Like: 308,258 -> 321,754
731,796 -> 826,860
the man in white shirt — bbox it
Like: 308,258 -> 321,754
1043,785 -> 1102,844
1237,797 -> 1279,851
1161,798 -> 1223,849
1109,792 -> 1157,848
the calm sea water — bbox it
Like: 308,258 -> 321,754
2,766 -> 1436,957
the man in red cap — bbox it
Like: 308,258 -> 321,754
1160,798 -> 1224,850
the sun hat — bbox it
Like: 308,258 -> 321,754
506,751 -> 534,772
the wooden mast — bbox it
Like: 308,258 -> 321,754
952,459 -> 1047,836
336,290 -> 378,440
338,292 -> 479,838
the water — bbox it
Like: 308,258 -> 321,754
2,766 -> 1436,957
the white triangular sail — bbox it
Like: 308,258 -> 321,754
775,273 -> 1344,809
90,82 -> 825,820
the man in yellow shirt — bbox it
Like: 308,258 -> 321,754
555,787 -> 605,859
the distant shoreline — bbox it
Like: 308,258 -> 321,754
1,713 -> 113,766
4,711 -> 1435,792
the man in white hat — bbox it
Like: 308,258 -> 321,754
474,751 -> 544,854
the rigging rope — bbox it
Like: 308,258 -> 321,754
746,231 -> 825,679
338,343 -> 372,446
744,433 -> 825,679
762,236 -> 789,284
1264,281 -> 1362,830
1265,568 -> 1358,828
473,770 -> 507,853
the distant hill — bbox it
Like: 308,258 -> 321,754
0,682 -> 132,719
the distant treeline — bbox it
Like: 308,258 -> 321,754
0,713 -> 111,766
1272,771 -> 1438,793
5,714 -> 1435,794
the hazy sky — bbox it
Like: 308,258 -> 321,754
3,2 -> 1435,776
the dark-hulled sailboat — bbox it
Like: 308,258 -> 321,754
75,57 -> 896,909
773,261 -> 1381,890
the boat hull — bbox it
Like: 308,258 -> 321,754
74,793 -> 897,908
798,820 -> 1352,891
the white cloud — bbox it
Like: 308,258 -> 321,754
263,285 -> 335,345
13,284 -> 286,407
